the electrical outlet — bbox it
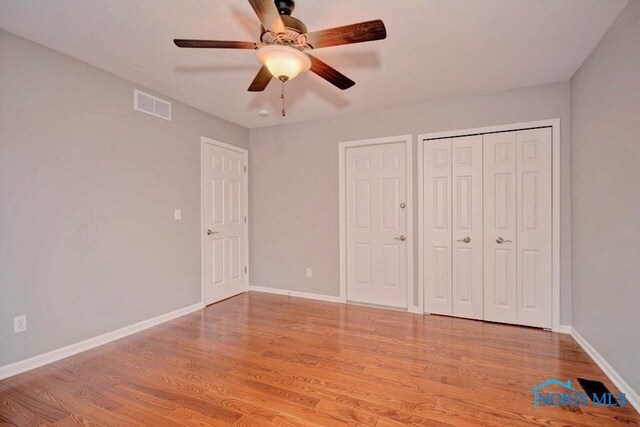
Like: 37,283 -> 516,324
14,315 -> 26,333
306,268 -> 312,277
174,209 -> 182,220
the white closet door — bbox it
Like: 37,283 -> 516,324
423,139 -> 452,315
516,128 -> 552,328
483,132 -> 518,323
346,143 -> 408,308
451,135 -> 483,319
202,143 -> 247,305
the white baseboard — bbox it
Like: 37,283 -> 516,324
570,327 -> 640,412
0,302 -> 203,381
556,324 -> 573,334
249,286 -> 343,304
250,286 -> 426,314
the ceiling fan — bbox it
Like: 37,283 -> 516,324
174,0 -> 387,115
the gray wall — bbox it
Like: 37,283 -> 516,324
250,81 -> 572,325
571,0 -> 640,393
0,30 -> 248,366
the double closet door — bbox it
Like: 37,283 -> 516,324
423,128 -> 552,328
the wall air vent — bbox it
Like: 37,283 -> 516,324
134,89 -> 172,121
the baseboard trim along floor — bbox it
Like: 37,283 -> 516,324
571,327 -> 640,412
0,302 -> 203,381
249,285 -> 343,304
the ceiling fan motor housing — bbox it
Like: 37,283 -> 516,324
275,0 -> 295,15
259,16 -> 308,46
266,0 -> 308,35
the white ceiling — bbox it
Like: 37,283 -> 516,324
0,0 -> 627,128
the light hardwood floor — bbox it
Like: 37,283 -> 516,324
1,292 -> 638,426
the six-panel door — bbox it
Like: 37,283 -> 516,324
346,143 -> 408,308
203,143 -> 246,305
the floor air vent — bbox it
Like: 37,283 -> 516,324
578,378 -> 621,406
134,89 -> 171,121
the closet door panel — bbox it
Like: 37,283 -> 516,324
516,128 -> 552,328
423,139 -> 452,315
483,132 -> 518,324
452,136 -> 483,319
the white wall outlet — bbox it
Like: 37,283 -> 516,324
14,315 -> 26,333
306,268 -> 312,277
174,209 -> 182,220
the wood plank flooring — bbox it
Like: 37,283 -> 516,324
1,292 -> 638,426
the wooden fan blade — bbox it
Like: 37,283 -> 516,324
247,0 -> 285,33
306,19 -> 387,49
248,66 -> 273,92
307,54 -> 355,90
174,39 -> 257,49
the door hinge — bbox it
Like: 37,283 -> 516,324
244,266 -> 248,274
244,165 -> 247,173
244,216 -> 247,223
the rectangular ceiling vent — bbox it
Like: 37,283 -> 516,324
134,89 -> 171,121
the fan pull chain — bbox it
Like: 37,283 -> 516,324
281,80 -> 286,117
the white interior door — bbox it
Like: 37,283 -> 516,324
483,128 -> 552,327
516,128 -> 552,328
423,139 -> 452,315
451,135 -> 484,319
483,131 -> 518,324
202,142 -> 247,305
346,143 -> 408,308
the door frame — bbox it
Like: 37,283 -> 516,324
200,136 -> 249,306
417,119 -> 561,331
338,135 -> 414,309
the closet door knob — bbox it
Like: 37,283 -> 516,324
207,229 -> 218,236
496,237 -> 512,244
394,235 -> 406,241
457,237 -> 471,243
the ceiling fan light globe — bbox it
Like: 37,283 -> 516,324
256,45 -> 311,81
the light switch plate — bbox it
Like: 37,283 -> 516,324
306,268 -> 312,277
174,209 -> 182,220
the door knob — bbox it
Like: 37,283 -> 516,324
496,237 -> 512,244
394,235 -> 406,241
207,229 -> 218,235
457,236 -> 471,243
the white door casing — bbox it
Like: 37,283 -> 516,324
423,139 -> 452,315
483,131 -> 519,324
202,140 -> 247,305
451,135 -> 484,320
346,142 -> 408,308
516,128 -> 552,328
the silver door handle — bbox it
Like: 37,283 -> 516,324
394,235 -> 406,241
207,229 -> 218,235
496,237 -> 512,244
457,236 -> 471,243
